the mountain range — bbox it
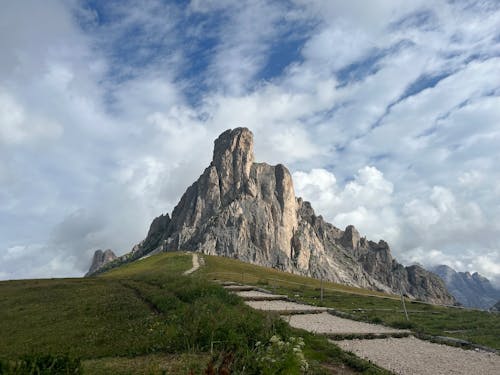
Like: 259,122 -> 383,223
431,264 -> 500,310
87,127 -> 455,305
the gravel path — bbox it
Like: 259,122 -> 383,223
226,282 -> 500,374
245,300 -> 328,312
284,312 -> 408,335
335,336 -> 500,375
236,290 -> 288,299
183,253 -> 200,275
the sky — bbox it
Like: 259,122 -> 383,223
1,0 -> 499,286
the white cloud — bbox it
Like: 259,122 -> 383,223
293,166 -> 398,243
0,90 -> 63,145
0,0 -> 499,286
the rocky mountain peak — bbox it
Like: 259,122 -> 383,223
341,225 -> 361,250
432,264 -> 500,309
90,127 -> 455,305
211,127 -> 254,202
212,127 -> 254,169
85,249 -> 117,277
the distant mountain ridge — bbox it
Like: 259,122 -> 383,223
431,264 -> 500,309
86,127 -> 455,305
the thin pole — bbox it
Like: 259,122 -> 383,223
320,277 -> 324,303
401,290 -> 409,321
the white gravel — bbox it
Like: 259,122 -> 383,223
284,312 -> 408,335
235,290 -> 287,299
334,336 -> 500,375
245,300 -> 328,312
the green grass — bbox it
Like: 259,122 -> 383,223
0,277 -> 165,359
3,251 -> 497,374
4,252 -> 383,374
82,353 -> 208,375
200,254 -> 500,350
199,254 -> 396,298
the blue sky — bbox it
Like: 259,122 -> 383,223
1,0 -> 500,285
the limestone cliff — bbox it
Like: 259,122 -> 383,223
85,249 -> 117,277
96,128 -> 455,304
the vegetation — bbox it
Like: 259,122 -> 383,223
2,251 -> 497,374
0,252 -> 389,374
200,255 -> 500,350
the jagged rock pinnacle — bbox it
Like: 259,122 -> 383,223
92,127 -> 455,305
85,249 -> 117,277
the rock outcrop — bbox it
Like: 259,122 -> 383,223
431,265 -> 500,309
85,249 -> 117,277
93,127 -> 455,304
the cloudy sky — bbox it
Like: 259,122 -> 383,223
1,0 -> 499,285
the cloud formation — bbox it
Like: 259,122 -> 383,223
1,0 -> 499,286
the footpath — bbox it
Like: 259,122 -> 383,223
183,254 -> 499,374
219,281 -> 500,375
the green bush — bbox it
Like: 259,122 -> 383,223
253,335 -> 308,375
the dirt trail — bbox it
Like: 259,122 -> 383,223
183,253 -> 200,275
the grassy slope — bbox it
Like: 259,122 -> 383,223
0,252 -> 390,374
1,251 -> 497,373
200,255 -> 500,350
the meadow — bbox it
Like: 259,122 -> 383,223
0,252 -> 391,374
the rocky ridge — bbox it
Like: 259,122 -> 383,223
431,264 -> 500,309
87,128 -> 454,304
85,249 -> 117,277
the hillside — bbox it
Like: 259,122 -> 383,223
88,127 -> 454,305
2,252 -> 499,374
0,252 -> 392,374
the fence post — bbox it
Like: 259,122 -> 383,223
401,289 -> 409,321
320,277 -> 324,302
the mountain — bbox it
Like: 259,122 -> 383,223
85,249 -> 117,277
431,264 -> 500,309
491,301 -> 500,312
87,127 -> 454,305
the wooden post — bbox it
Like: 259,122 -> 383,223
401,290 -> 409,321
320,277 -> 324,302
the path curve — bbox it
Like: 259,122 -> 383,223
183,253 -> 200,275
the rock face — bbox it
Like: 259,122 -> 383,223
103,127 -> 455,304
85,249 -> 117,277
431,265 -> 500,309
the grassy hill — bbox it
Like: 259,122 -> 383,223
0,251 -> 498,374
0,252 -> 387,374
